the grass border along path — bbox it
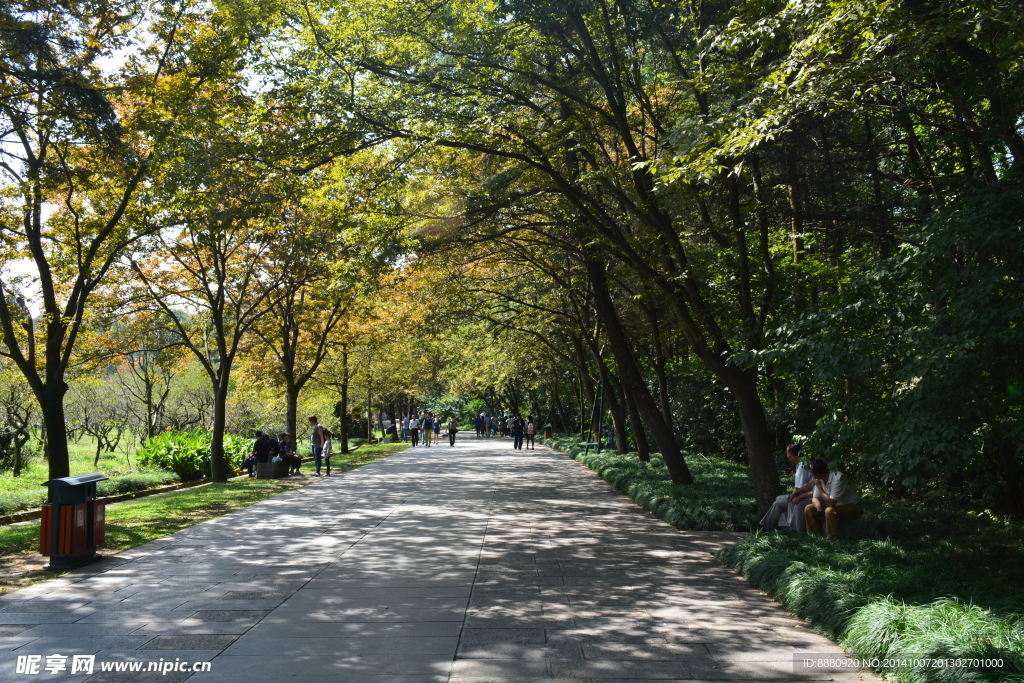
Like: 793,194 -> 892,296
0,441 -> 410,597
719,516 -> 1024,683
541,436 -> 755,531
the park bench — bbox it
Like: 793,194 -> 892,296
255,461 -> 289,479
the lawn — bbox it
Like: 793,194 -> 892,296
327,440 -> 411,470
0,441 -> 410,596
0,436 -> 177,515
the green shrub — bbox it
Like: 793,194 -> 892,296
542,436 -> 756,531
222,433 -> 251,469
137,430 -> 248,481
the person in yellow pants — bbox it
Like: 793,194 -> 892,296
804,459 -> 863,538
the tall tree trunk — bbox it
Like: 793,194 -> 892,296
653,357 -> 673,428
144,375 -> 156,440
624,391 -> 650,461
600,366 -> 629,455
12,437 -> 25,477
209,379 -> 230,482
41,394 -> 71,482
727,369 -> 779,511
572,335 -> 596,419
286,381 -> 299,456
553,382 -> 570,434
584,255 -> 693,484
340,350 -> 349,454
528,388 -> 542,422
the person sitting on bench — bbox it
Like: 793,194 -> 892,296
246,432 -> 272,477
804,458 -> 863,538
759,444 -> 813,532
279,433 -> 301,474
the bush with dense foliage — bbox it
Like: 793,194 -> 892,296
137,430 -> 250,481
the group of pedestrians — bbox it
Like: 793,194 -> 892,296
391,411 -> 544,451
243,414 -> 334,478
398,412 -> 460,447
473,413 -> 538,450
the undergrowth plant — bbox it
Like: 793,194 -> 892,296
137,430 -> 249,481
719,517 -> 1024,683
543,436 -> 1024,683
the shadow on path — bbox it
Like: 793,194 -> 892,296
0,438 -> 877,682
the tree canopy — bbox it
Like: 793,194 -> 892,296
1,0 -> 1021,515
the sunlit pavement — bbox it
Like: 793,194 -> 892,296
0,437 -> 877,682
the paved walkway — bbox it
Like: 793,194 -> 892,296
0,439 -> 870,682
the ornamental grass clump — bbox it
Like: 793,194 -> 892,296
842,598 -> 1024,683
719,515 -> 1024,683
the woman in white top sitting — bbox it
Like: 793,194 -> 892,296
759,444 -> 813,532
804,458 -> 863,538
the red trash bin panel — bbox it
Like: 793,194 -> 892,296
92,498 -> 106,546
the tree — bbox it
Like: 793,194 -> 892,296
283,0 -> 783,500
0,360 -> 37,476
0,0 -> 263,481
251,152 -> 407,442
131,170 -> 293,481
66,379 -> 131,466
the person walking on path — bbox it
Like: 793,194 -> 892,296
447,417 -> 458,447
408,414 -> 420,447
308,416 -> 327,477
433,413 -> 442,445
402,414 -> 410,442
421,412 -> 433,447
511,414 -> 525,450
525,416 -> 536,450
